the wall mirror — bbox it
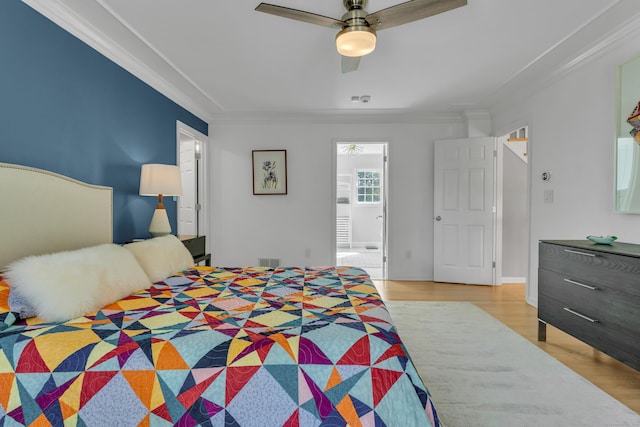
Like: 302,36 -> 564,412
615,55 -> 640,212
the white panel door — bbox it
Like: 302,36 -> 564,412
178,139 -> 197,236
433,137 -> 495,285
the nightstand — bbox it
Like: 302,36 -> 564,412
179,235 -> 211,266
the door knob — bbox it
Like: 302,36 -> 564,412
435,216 -> 441,221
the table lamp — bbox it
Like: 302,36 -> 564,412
139,164 -> 183,237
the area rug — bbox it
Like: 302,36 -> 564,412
385,301 -> 640,427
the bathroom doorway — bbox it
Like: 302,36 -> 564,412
335,142 -> 387,279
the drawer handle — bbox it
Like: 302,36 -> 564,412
563,249 -> 596,257
563,307 -> 599,323
563,278 -> 598,290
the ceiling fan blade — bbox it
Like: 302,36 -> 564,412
255,3 -> 344,28
367,0 -> 467,30
341,55 -> 361,73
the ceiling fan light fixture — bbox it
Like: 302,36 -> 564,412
336,26 -> 376,57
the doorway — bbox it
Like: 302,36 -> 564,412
176,121 -> 208,238
335,142 -> 387,279
496,126 -> 529,286
432,129 -> 529,286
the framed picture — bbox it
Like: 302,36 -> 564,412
252,150 -> 287,195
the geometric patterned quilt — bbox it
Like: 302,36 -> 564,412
0,266 -> 439,426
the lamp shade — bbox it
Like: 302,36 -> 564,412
336,26 -> 376,57
139,164 -> 183,197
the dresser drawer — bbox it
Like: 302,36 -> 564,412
539,268 -> 640,340
539,240 -> 640,372
539,296 -> 640,370
539,242 -> 640,297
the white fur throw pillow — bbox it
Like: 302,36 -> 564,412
5,244 -> 151,322
124,235 -> 194,283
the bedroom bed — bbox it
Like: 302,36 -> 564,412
0,162 -> 440,426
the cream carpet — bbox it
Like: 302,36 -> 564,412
385,301 -> 640,427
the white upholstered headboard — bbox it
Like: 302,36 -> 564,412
0,163 -> 113,270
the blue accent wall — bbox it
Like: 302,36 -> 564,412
0,0 -> 208,243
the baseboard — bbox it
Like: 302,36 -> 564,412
501,276 -> 526,284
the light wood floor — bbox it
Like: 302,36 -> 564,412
374,280 -> 640,415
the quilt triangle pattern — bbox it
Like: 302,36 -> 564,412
0,266 -> 439,426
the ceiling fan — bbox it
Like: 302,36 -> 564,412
255,0 -> 468,73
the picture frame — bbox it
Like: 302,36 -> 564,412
252,150 -> 287,195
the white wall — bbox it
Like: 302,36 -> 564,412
208,119 -> 463,280
502,147 -> 528,279
492,29 -> 640,306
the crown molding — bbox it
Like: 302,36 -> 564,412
462,110 -> 492,121
22,1 -> 640,128
210,109 -> 464,126
20,0 -> 464,127
489,0 -> 640,114
17,1 -> 468,127
22,0 -> 217,122
553,13 -> 640,78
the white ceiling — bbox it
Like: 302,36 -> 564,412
26,0 -> 637,122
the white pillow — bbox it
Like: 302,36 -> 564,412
124,235 -> 194,283
5,244 -> 151,322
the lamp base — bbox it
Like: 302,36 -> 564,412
148,208 -> 171,237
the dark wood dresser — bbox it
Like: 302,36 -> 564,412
538,240 -> 640,371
